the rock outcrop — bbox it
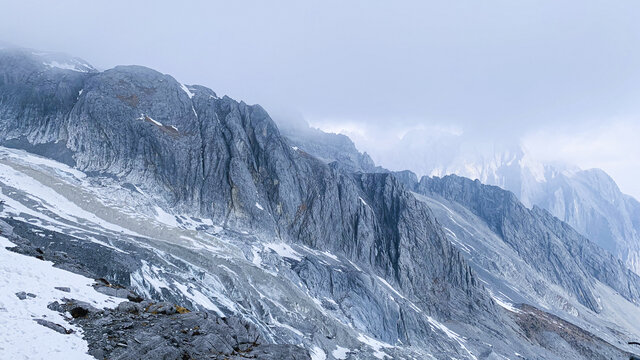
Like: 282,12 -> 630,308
48,298 -> 309,360
405,174 -> 640,312
0,47 -> 491,324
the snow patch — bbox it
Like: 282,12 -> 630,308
180,83 -> 195,98
43,60 -> 90,73
86,236 -> 128,254
153,206 -> 179,228
0,235 -> 119,359
494,297 -> 519,313
251,246 -> 262,266
488,289 -> 520,313
173,281 -> 224,316
310,346 -> 327,360
426,317 -> 477,360
264,243 -> 303,261
269,317 -> 304,337
0,162 -> 142,237
322,251 -> 338,261
0,146 -> 86,180
332,345 -> 350,359
377,276 -> 406,301
348,260 -> 363,272
357,333 -> 393,359
138,114 -> 162,127
130,261 -> 169,296
442,226 -> 474,254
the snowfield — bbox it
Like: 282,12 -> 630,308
0,235 -> 120,360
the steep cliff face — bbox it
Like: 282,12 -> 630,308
0,48 -> 491,330
0,49 -> 92,163
289,170 -> 488,319
407,174 -> 640,313
535,168 -> 640,274
392,136 -> 640,276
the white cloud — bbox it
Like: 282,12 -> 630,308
309,118 -> 463,157
523,119 -> 640,199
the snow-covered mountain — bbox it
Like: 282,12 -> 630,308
2,46 -> 640,359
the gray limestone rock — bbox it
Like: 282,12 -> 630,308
116,301 -> 142,314
64,298 -> 309,360
34,319 -> 74,334
2,47 -> 639,359
413,174 -> 640,312
0,48 -> 491,326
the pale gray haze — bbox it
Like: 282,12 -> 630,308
2,0 -> 639,198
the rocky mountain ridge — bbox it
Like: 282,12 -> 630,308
0,47 -> 490,320
1,46 -> 640,359
388,137 -> 640,276
398,174 -> 640,313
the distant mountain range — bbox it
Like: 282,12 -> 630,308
1,46 -> 640,359
305,123 -> 640,276
375,135 -> 640,276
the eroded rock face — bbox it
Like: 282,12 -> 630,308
535,168 -> 640,276
49,299 -> 309,360
0,48 -> 491,326
4,48 -> 639,359
411,174 -> 640,312
0,49 -> 91,150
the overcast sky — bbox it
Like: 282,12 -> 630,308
2,0 -> 639,198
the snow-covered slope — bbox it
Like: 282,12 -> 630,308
0,234 -> 120,360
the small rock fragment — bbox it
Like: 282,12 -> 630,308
146,302 -> 177,315
34,319 -> 74,334
127,293 -> 144,303
117,301 -> 141,314
47,301 -> 65,312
